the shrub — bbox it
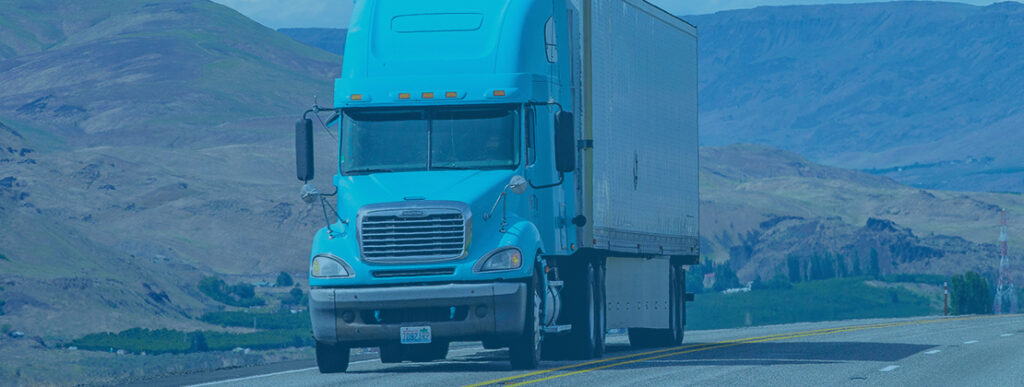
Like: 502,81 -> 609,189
276,272 -> 294,287
198,276 -> 265,307
753,274 -> 793,290
282,288 -> 307,306
712,264 -> 741,292
951,271 -> 992,315
229,283 -> 255,300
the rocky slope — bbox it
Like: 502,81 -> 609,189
700,144 -> 1024,284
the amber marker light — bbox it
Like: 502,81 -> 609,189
422,92 -> 435,99
398,93 -> 411,99
446,92 -> 458,98
350,94 -> 363,101
493,90 -> 506,97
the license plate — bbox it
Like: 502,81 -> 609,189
400,326 -> 432,344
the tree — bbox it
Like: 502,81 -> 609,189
189,331 -> 208,352
230,283 -> 256,300
851,251 -> 863,277
835,254 -> 847,278
283,288 -> 307,305
787,255 -> 802,283
951,271 -> 993,315
276,272 -> 294,287
713,264 -> 741,292
869,248 -> 880,279
685,265 -> 706,294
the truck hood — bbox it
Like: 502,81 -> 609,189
334,170 -> 516,215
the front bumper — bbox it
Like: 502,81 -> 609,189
310,282 -> 526,345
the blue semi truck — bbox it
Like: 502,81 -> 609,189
294,0 -> 699,372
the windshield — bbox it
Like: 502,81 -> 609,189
341,105 -> 520,174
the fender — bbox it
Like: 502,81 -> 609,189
497,219 -> 546,277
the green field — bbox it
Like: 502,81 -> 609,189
70,327 -> 312,354
686,277 -> 934,331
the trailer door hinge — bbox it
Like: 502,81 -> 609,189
577,139 -> 593,150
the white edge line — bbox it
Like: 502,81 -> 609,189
963,340 -> 979,344
924,350 -> 941,355
1000,333 -> 1013,337
879,365 -> 900,372
187,346 -> 484,386
188,367 -> 319,387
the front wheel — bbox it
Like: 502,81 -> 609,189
315,341 -> 350,373
509,270 -> 543,369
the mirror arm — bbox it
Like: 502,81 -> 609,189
528,172 -> 564,190
484,187 -> 509,221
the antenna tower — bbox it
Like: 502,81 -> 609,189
994,210 -> 1017,314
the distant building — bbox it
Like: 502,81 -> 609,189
703,273 -> 716,290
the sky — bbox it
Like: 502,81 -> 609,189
213,0 -> 999,29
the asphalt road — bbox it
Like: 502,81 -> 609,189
176,314 -> 1024,387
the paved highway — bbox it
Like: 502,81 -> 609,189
177,314 -> 1024,386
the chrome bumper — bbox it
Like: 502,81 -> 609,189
310,282 -> 526,345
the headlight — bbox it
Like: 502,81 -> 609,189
474,247 -> 523,273
311,254 -> 354,278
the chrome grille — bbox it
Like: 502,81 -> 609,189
358,204 -> 469,263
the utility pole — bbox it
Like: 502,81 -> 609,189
994,210 -> 1017,314
944,281 -> 948,316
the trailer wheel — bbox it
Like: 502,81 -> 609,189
315,341 -> 350,373
593,259 -> 607,358
510,269 -> 543,369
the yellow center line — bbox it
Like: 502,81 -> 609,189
461,324 -> 877,387
466,315 -> 1007,387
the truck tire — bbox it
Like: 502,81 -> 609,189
315,341 -> 350,373
593,260 -> 607,358
628,262 -> 684,347
510,270 -> 543,369
543,259 -> 599,360
379,343 -> 402,364
568,261 -> 599,359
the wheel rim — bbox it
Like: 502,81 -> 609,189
587,263 -> 596,347
532,286 -> 542,356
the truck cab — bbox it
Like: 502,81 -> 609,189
296,0 -> 699,373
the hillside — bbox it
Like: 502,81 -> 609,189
0,0 -> 340,148
700,144 -> 1024,284
279,28 -> 348,56
690,1 -> 1024,192
0,0 -> 343,342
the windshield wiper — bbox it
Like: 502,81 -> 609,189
346,168 -> 394,175
431,165 -> 473,171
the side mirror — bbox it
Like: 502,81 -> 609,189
296,118 -> 314,182
554,111 -> 576,173
508,175 -> 528,195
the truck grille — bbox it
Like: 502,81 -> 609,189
358,203 -> 469,263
